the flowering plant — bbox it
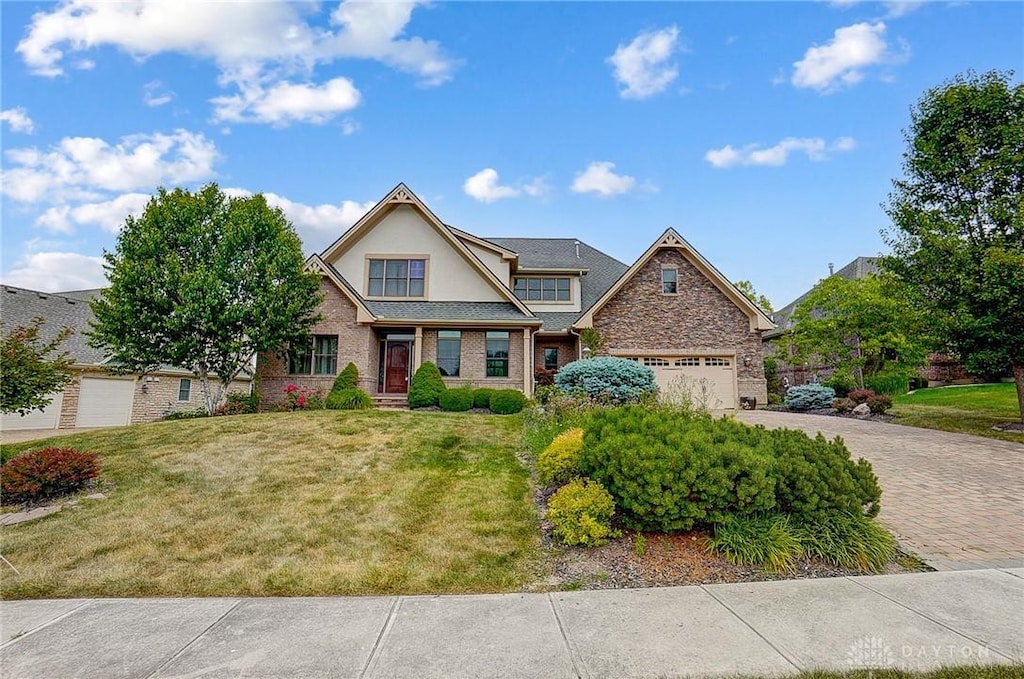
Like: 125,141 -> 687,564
283,384 -> 323,410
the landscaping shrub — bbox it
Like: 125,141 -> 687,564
490,389 -> 526,414
832,397 -> 855,413
865,371 -> 910,396
225,390 -> 260,413
1,447 -> 100,505
866,394 -> 893,414
536,428 -> 584,487
534,368 -> 557,387
547,478 -> 617,547
521,390 -> 593,456
823,370 -> 856,398
439,388 -> 474,412
164,408 -> 208,420
409,362 -> 446,409
333,362 -> 360,391
783,384 -> 836,411
763,356 -> 782,396
580,407 -> 777,531
554,357 -> 657,403
472,388 -> 496,409
848,389 -> 876,405
282,385 -> 325,410
766,393 -> 782,405
325,388 -> 372,410
213,400 -> 248,416
710,515 -> 802,573
791,513 -> 896,572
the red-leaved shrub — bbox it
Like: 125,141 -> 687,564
849,389 -> 877,405
1,447 -> 100,505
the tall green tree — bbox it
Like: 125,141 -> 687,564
89,184 -> 323,414
733,280 -> 773,314
1,318 -> 74,415
779,274 -> 929,389
883,70 -> 1024,421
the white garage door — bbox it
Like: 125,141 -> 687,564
76,378 -> 135,427
627,356 -> 737,410
0,392 -> 63,431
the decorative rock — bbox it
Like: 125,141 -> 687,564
0,505 -> 62,526
85,493 -> 107,500
852,403 -> 871,417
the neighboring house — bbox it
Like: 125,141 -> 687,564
763,256 -> 971,387
0,285 -> 252,431
258,184 -> 774,409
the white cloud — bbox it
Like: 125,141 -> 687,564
522,176 -> 552,199
1,130 -> 219,203
16,0 -> 455,124
607,26 -> 680,99
792,22 -> 891,91
705,137 -> 857,168
884,1 -> 925,17
211,77 -> 361,126
1,108 -> 35,134
570,162 -> 637,196
35,193 -> 152,234
143,80 -> 174,107
341,119 -> 360,136
2,251 -> 107,292
463,169 -> 521,203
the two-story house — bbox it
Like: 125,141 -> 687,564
257,184 -> 774,409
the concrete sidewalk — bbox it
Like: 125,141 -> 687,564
2,570 -> 1021,679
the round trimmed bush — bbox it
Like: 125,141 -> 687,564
489,389 -> 526,414
325,388 -> 372,410
409,362 -> 446,409
1,447 -> 100,505
784,384 -> 836,411
547,478 -> 617,547
554,357 -> 656,403
537,428 -> 584,487
439,388 -> 474,412
472,388 -> 496,409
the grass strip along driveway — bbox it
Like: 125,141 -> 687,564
893,383 -> 1023,442
0,411 -> 539,599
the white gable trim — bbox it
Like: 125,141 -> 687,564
575,228 -> 775,332
306,254 -> 376,323
319,184 -> 534,316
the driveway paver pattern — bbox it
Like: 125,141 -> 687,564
736,410 -> 1024,570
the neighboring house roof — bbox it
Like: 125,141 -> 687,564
57,288 -> 103,302
575,229 -> 775,332
364,301 -> 540,324
764,256 -> 880,340
0,285 -> 106,365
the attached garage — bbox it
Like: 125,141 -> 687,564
0,393 -> 63,431
625,355 -> 737,410
76,377 -> 135,427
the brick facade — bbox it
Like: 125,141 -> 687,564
533,337 -> 578,372
421,328 -> 526,391
592,249 -> 767,404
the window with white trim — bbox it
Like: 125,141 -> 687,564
289,335 -> 339,375
368,258 -> 426,297
661,268 -> 678,294
513,277 -> 571,302
178,378 -> 191,401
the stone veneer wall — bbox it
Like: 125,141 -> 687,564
258,278 -> 375,404
592,249 -> 767,405
421,328 -> 525,391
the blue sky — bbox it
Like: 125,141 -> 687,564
1,1 -> 1021,309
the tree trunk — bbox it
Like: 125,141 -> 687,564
199,368 -> 214,415
1013,362 -> 1024,425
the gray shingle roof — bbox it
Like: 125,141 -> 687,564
364,301 -> 538,323
486,238 -> 629,331
0,285 -> 106,365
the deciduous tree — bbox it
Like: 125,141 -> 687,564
89,184 -> 323,414
1,318 -> 73,415
733,280 -> 773,314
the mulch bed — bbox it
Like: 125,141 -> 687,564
763,404 -> 895,423
992,422 -> 1024,434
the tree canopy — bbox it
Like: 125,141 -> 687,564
89,183 -> 323,413
733,280 -> 773,314
883,70 -> 1024,421
1,318 -> 74,416
779,273 -> 929,389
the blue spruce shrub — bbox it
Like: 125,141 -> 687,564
554,357 -> 657,403
784,384 -> 836,411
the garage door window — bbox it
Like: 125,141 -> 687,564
675,357 -> 700,366
642,357 -> 669,366
661,268 -> 678,294
178,378 -> 191,401
705,357 -> 731,367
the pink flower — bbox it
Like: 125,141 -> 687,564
296,393 -> 308,408
284,384 -> 298,394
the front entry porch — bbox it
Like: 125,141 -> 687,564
377,330 -> 416,395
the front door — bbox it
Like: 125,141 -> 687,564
385,341 -> 411,393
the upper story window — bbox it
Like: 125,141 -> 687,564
513,277 -> 571,302
661,267 -> 678,294
368,258 -> 426,298
289,335 -> 338,375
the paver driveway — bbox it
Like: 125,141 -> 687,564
735,411 -> 1024,571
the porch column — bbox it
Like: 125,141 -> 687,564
523,329 -> 533,397
413,326 -> 423,371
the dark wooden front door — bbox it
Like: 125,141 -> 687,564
385,342 -> 411,393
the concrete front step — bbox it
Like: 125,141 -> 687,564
372,396 -> 408,410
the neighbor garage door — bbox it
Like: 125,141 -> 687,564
76,377 -> 135,427
626,356 -> 737,410
0,392 -> 63,431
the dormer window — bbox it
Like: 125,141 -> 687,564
513,277 -> 570,302
368,258 -> 426,298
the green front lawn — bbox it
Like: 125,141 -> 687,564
0,411 -> 539,599
893,382 -> 1023,442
